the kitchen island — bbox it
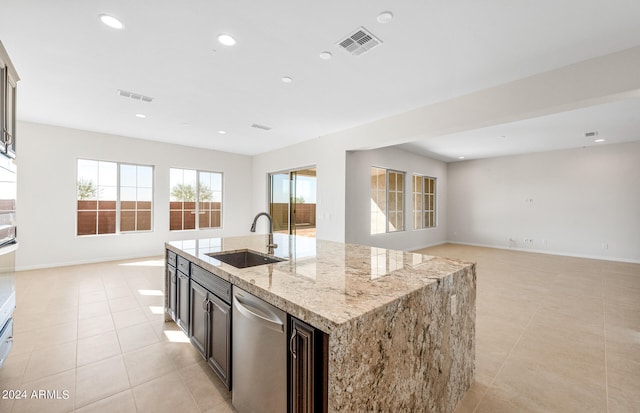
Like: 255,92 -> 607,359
165,234 -> 476,412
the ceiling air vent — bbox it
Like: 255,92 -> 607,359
116,89 -> 154,103
584,131 -> 598,137
251,123 -> 272,131
337,27 -> 382,56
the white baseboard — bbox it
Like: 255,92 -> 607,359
444,241 -> 640,264
16,254 -> 164,272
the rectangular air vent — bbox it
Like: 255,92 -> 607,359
117,89 -> 154,103
337,27 -> 382,56
251,123 -> 272,131
584,131 -> 598,137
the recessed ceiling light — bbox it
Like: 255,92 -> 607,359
135,113 -> 146,118
281,76 -> 293,84
99,14 -> 124,30
218,130 -> 226,134
319,51 -> 332,60
217,34 -> 236,46
594,138 -> 605,143
377,11 -> 394,24
458,156 -> 465,160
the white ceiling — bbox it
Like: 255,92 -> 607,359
1,0 -> 640,158
398,98 -> 640,162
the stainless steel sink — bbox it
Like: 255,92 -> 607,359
206,250 -> 285,268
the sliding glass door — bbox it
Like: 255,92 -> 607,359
269,168 -> 316,238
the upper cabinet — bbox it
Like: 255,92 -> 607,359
0,41 -> 19,158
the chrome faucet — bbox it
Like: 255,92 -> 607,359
250,212 -> 278,255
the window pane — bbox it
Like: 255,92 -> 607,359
120,164 -> 153,232
121,187 -> 136,202
120,164 -> 136,187
138,166 -> 153,187
170,168 -> 191,230
198,171 -> 222,229
137,211 -> 152,231
78,159 -> 98,184
77,211 -> 97,236
120,211 -> 136,232
138,187 -> 152,202
97,211 -> 116,234
98,162 -> 117,186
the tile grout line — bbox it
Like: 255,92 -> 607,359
602,276 -> 609,413
470,304 -> 540,413
73,281 -> 81,412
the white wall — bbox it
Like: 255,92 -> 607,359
250,134 -> 347,242
251,47 -> 640,247
447,141 -> 640,262
15,48 -> 640,267
345,147 -> 448,251
16,121 -> 253,270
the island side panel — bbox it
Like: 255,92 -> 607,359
327,265 -> 476,413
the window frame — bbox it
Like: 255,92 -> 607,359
412,174 -> 437,230
370,166 -> 405,235
169,168 -> 224,231
76,158 -> 154,237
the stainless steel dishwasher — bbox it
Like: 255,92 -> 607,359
232,286 -> 287,413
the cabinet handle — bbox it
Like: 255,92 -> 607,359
202,298 -> 209,312
289,329 -> 297,359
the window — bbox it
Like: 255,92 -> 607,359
170,168 -> 222,231
77,159 -> 153,236
120,164 -> 153,231
412,175 -> 436,229
370,167 -> 404,235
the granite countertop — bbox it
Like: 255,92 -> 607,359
166,234 -> 474,334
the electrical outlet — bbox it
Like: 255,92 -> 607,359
602,242 -> 608,250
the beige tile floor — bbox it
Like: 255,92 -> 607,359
1,257 -> 236,413
414,244 -> 640,413
1,245 -> 638,412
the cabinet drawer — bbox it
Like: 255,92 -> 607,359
191,264 -> 231,304
167,250 -> 177,267
177,255 -> 190,274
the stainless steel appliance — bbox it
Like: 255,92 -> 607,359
232,286 -> 287,413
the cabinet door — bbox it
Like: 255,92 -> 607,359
166,265 -> 177,320
289,318 -> 328,413
208,294 -> 231,390
290,318 -> 315,413
176,271 -> 190,334
189,281 -> 208,358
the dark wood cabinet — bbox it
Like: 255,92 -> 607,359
207,293 -> 231,387
176,270 -> 190,334
190,280 -> 207,356
190,265 -> 232,390
289,317 -> 328,413
166,264 -> 177,320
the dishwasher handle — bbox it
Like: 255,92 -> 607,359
233,294 -> 284,333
